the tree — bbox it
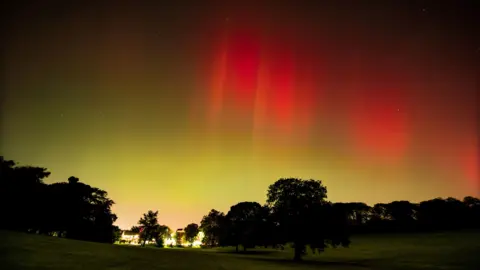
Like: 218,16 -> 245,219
153,225 -> 171,247
130,226 -> 141,233
226,201 -> 263,252
463,196 -> 480,228
113,226 -> 122,243
200,209 -> 226,247
385,201 -> 418,231
1,157 -> 118,243
417,198 -> 469,230
368,203 -> 392,232
157,225 -> 172,239
334,202 -> 372,233
266,178 -> 350,261
257,205 -> 278,248
138,210 -> 159,246
184,223 -> 200,246
47,177 -> 118,243
1,157 -> 51,232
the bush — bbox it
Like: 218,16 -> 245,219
155,237 -> 164,248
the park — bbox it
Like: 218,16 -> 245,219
2,229 -> 480,269
1,156 -> 480,269
1,2 -> 477,269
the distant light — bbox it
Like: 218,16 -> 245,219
164,237 -> 176,246
191,240 -> 202,247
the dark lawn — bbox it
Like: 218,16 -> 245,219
1,230 -> 479,269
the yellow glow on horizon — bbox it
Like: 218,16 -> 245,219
2,2 -> 477,233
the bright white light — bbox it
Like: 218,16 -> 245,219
160,231 -> 204,248
191,240 -> 202,247
163,233 -> 177,246
190,231 -> 205,247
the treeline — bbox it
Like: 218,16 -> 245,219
336,197 -> 480,234
199,178 -> 352,260
0,157 -> 119,243
2,156 -> 479,261
198,179 -> 480,260
130,210 -> 199,247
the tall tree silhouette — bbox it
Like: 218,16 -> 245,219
200,209 -> 226,247
184,223 -> 200,246
137,210 -> 159,246
267,178 -> 350,261
226,201 -> 263,252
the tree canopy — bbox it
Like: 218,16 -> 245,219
200,209 -> 226,247
266,178 -> 349,260
184,223 -> 200,246
138,210 -> 159,246
3,156 -> 479,261
226,201 -> 263,251
1,156 -> 118,243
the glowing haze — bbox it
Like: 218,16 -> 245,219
2,2 -> 478,230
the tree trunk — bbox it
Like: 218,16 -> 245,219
235,245 -> 238,252
293,244 -> 303,261
243,245 -> 246,252
142,234 -> 147,247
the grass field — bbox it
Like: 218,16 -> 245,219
1,230 -> 479,270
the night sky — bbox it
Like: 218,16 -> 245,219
2,1 -> 478,230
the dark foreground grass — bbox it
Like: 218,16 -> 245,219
1,230 -> 479,270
